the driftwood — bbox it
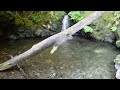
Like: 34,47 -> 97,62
0,11 -> 106,71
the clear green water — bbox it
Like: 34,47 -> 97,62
0,37 -> 119,79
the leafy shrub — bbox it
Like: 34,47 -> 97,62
68,11 -> 83,22
83,26 -> 93,33
68,11 -> 93,33
111,26 -> 117,32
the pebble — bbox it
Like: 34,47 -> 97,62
11,72 -> 15,74
50,73 -> 56,77
35,73 -> 40,76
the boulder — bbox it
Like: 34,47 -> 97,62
115,63 -> 120,70
116,69 -> 120,79
114,54 -> 120,64
116,40 -> 120,48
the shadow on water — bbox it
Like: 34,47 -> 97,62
0,36 -> 119,79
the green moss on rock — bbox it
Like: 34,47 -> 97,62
15,18 -> 24,26
90,12 -> 118,42
23,19 -> 33,28
51,11 -> 65,31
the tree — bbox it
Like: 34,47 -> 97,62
0,11 -> 106,71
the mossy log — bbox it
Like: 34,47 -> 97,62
0,11 -> 106,71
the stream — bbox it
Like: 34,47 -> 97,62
0,37 -> 119,79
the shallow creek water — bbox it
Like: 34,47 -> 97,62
0,37 -> 119,79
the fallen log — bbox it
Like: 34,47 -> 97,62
0,11 -> 106,71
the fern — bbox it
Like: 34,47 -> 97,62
83,26 -> 93,33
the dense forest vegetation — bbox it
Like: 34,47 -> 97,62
0,11 -> 64,39
1,11 -> 120,47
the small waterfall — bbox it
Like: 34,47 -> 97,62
62,15 -> 70,31
62,14 -> 73,39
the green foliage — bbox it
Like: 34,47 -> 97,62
101,12 -> 114,23
51,11 -> 65,23
0,11 -> 66,38
101,11 -> 120,32
83,26 -> 93,33
15,18 -> 24,26
102,11 -> 120,24
111,26 -> 117,32
32,15 -> 41,23
23,19 -> 33,28
68,11 -> 83,22
0,11 -> 54,29
68,11 -> 92,22
68,11 -> 93,33
30,11 -> 52,27
51,11 -> 65,32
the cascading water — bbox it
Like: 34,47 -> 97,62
62,15 -> 70,31
62,14 -> 73,39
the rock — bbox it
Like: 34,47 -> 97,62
87,12 -> 118,43
104,37 -> 113,43
9,35 -> 18,40
6,11 -> 65,39
116,69 -> 120,79
116,25 -> 120,39
52,24 -> 57,29
116,40 -> 120,48
34,29 -> 42,36
114,53 -> 120,80
35,73 -> 40,76
114,54 -> 120,64
115,63 -> 120,70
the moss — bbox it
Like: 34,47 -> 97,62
82,11 -> 93,18
23,19 -> 33,28
89,12 -> 117,41
0,11 -> 65,39
92,19 -> 99,25
101,12 -> 114,23
51,11 -> 65,31
51,11 -> 64,23
15,18 -> 24,26
31,11 -> 52,27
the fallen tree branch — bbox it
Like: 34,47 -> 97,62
0,11 -> 106,71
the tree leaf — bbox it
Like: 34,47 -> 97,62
83,26 -> 93,33
111,26 -> 117,32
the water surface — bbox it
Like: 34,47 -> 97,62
0,37 -> 119,79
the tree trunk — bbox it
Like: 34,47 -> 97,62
0,11 -> 106,71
